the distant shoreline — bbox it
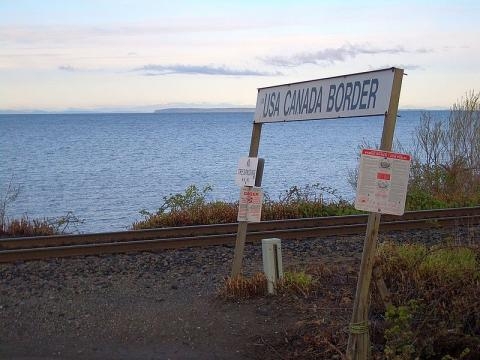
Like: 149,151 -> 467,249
154,107 -> 255,113
0,108 -> 449,115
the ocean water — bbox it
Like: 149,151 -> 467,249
0,111 -> 448,233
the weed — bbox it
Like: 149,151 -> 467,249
218,273 -> 267,299
277,271 -> 316,297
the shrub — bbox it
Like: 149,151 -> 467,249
375,242 -> 480,358
409,91 -> 480,207
383,302 -> 417,360
133,184 -> 359,229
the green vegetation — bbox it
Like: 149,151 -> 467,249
219,269 -> 319,300
220,244 -> 480,359
133,184 -> 360,229
277,270 -> 316,297
407,91 -> 480,209
376,242 -> 480,359
383,302 -> 417,360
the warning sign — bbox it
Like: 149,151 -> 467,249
355,149 -> 411,216
237,186 -> 263,222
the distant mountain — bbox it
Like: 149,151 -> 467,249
154,107 -> 255,113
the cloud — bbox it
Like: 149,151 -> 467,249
134,64 -> 280,76
0,21 -> 277,47
58,65 -> 76,72
261,44 -> 433,67
58,65 -> 107,73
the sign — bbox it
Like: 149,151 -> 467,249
355,149 -> 411,216
254,68 -> 395,123
237,186 -> 263,222
235,157 -> 259,187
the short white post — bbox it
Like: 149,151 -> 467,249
262,238 -> 283,294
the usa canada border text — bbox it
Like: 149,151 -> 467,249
254,68 -> 396,123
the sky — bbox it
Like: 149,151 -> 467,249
1,0 -> 479,112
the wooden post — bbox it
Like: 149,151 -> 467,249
373,266 -> 392,309
346,68 -> 403,360
231,122 -> 263,277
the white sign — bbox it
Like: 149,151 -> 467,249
235,157 -> 259,187
238,186 -> 263,222
254,68 -> 396,123
355,149 -> 411,216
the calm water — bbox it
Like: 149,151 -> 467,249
0,111 -> 447,233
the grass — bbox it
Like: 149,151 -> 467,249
277,271 -> 315,297
0,212 -> 84,237
219,269 -> 320,300
0,216 -> 56,237
218,273 -> 268,299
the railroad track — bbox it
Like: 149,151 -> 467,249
1,207 -> 479,263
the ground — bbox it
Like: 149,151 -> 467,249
6,229 -> 479,359
1,235 -> 366,359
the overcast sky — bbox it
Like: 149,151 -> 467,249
1,0 -> 479,112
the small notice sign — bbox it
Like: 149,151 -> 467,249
235,157 -> 259,187
238,186 -> 263,222
355,149 -> 411,216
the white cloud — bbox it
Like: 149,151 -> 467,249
261,44 -> 433,67
133,64 -> 280,76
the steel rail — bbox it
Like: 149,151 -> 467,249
0,207 -> 478,263
1,207 -> 479,250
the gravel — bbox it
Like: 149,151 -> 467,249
1,227 -> 477,359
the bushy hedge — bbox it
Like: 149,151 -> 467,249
132,184 -> 360,230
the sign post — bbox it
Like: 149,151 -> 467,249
231,122 -> 262,277
346,68 -> 404,360
230,68 -> 405,350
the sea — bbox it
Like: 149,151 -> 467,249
0,110 -> 449,233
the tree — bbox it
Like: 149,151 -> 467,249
409,91 -> 480,206
0,177 -> 20,234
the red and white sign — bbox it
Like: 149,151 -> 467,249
355,149 -> 411,216
238,186 -> 263,222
